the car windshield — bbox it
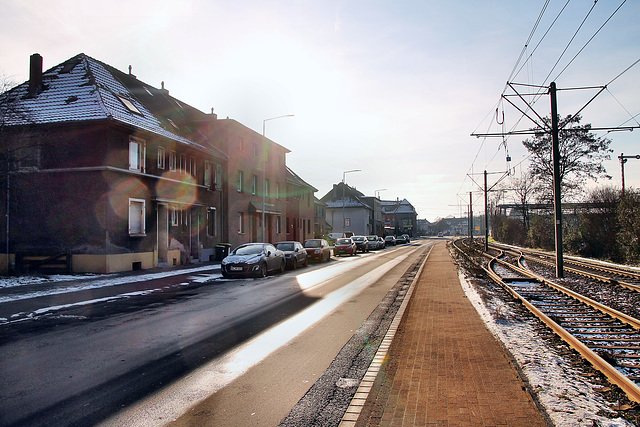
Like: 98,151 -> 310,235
353,237 -> 364,241
233,244 -> 264,255
336,238 -> 351,245
366,236 -> 376,241
276,243 -> 294,251
304,240 -> 320,248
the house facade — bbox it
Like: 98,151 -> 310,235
284,167 -> 317,243
210,119 -> 289,248
382,198 -> 418,237
320,183 -> 373,236
0,53 -> 228,273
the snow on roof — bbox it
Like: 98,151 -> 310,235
1,53 -> 226,158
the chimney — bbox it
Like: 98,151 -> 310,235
159,81 -> 169,95
29,53 -> 43,95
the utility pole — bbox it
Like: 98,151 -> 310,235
550,82 -> 563,278
484,170 -> 488,252
619,153 -> 640,193
469,191 -> 473,240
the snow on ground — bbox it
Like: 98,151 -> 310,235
0,264 -> 222,303
459,271 -> 632,427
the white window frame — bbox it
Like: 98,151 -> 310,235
238,212 -> 244,234
265,179 -> 270,199
276,182 -> 280,200
128,198 -> 146,236
157,146 -> 165,169
189,156 -> 196,177
129,137 -> 146,172
237,170 -> 244,192
180,153 -> 187,173
169,150 -> 176,171
251,174 -> 258,195
276,216 -> 281,234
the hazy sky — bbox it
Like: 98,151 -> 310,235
2,0 -> 638,221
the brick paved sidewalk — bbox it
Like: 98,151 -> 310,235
355,241 -> 548,426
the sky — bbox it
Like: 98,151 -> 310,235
1,0 -> 638,222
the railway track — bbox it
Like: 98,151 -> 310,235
490,241 -> 640,293
452,238 -> 640,405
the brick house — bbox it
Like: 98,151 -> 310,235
284,167 -> 317,243
0,53 -> 228,273
382,198 -> 418,237
210,118 -> 290,248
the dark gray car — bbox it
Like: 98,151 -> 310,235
275,241 -> 308,269
221,243 -> 286,278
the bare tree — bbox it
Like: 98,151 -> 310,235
522,114 -> 612,201
509,171 -> 540,230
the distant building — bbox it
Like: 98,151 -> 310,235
382,199 -> 418,237
284,166 -> 317,242
319,183 -> 373,236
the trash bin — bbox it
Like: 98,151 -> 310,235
215,243 -> 231,261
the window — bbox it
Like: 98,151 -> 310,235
215,164 -> 222,187
204,162 -> 212,187
238,137 -> 245,152
251,174 -> 258,195
276,216 -> 281,234
276,183 -> 280,200
128,199 -> 145,235
171,207 -> 179,226
208,208 -> 217,236
237,171 -> 244,192
238,212 -> 244,234
180,153 -> 187,173
129,137 -> 145,172
117,95 -> 142,115
253,143 -> 258,157
189,157 -> 196,177
169,151 -> 176,171
157,147 -> 165,169
265,179 -> 270,198
15,143 -> 41,170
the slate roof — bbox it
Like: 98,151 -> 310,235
382,198 -> 417,214
1,53 -> 226,159
320,182 -> 371,209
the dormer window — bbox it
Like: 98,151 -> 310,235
116,95 -> 142,115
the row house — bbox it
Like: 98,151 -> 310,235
209,119 -> 289,246
0,53 -> 228,273
284,167 -> 317,242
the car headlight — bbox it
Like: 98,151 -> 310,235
314,249 -> 321,254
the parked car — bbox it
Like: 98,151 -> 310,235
275,241 -> 308,269
303,238 -> 332,262
377,236 -> 386,249
366,235 -> 380,250
395,235 -> 407,244
384,235 -> 397,246
402,234 -> 411,243
352,235 -> 370,253
221,243 -> 286,278
334,237 -> 357,256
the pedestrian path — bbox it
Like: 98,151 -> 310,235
346,241 -> 548,426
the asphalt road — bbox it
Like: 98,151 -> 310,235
0,241 -> 431,427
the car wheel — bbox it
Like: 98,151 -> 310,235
222,271 -> 229,279
257,263 -> 267,278
303,257 -> 308,267
279,260 -> 286,274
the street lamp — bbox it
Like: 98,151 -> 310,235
375,188 -> 387,199
262,114 -> 294,242
341,169 -> 361,234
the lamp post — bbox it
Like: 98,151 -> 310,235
262,114 -> 294,242
341,169 -> 361,234
375,188 -> 387,199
